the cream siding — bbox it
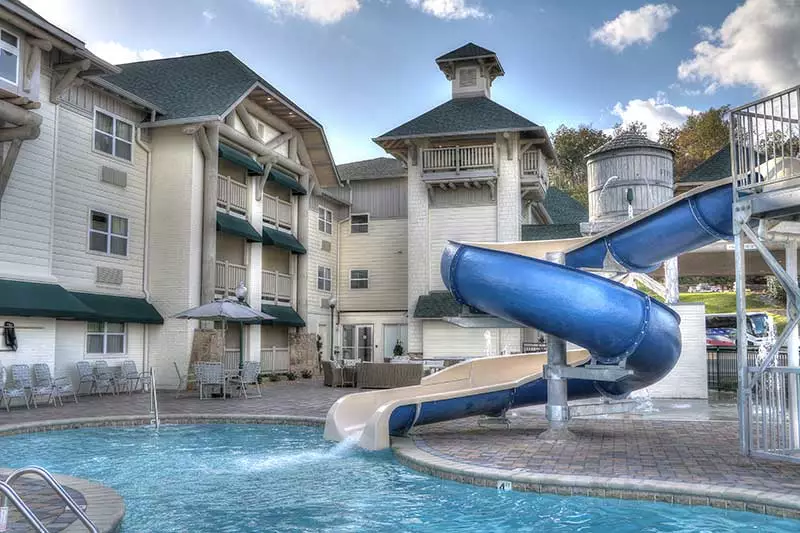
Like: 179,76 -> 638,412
338,218 -> 407,312
51,104 -> 148,295
216,232 -> 246,265
350,178 -> 407,219
428,205 -> 497,291
422,321 -> 498,359
262,247 -> 290,273
0,72 -> 56,279
261,325 -> 289,347
306,197 -> 340,313
59,83 -> 147,123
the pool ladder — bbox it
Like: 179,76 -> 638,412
0,466 -> 99,532
149,366 -> 160,429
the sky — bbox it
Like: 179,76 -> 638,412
20,0 -> 800,164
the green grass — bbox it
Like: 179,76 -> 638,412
635,285 -> 789,333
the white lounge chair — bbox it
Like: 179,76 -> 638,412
120,360 -> 151,394
195,362 -> 226,400
173,362 -> 196,399
32,363 -> 77,406
75,361 -> 97,395
228,362 -> 262,399
93,361 -> 119,396
0,365 -> 28,410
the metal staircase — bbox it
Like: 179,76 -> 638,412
731,84 -> 800,461
0,466 -> 99,532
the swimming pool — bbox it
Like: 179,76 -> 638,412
1,424 -> 797,532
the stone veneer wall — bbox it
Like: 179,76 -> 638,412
289,332 -> 319,374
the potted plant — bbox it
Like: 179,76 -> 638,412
286,370 -> 297,381
316,334 -> 323,372
393,339 -> 404,358
301,369 -> 313,379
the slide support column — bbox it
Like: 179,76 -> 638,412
540,251 -> 575,441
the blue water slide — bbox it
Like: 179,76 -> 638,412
386,182 -> 734,435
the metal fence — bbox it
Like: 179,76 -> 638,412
749,367 -> 800,461
706,346 -> 788,391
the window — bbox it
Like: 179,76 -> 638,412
317,266 -> 331,292
94,110 -> 133,161
0,29 -> 19,85
459,67 -> 477,88
350,269 -> 369,289
351,214 -> 369,234
318,207 -> 332,234
89,211 -> 129,256
86,322 -> 126,355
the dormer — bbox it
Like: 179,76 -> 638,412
435,43 -> 504,100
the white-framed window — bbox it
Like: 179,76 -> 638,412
351,214 -> 369,234
0,28 -> 20,85
318,206 -> 332,234
86,322 -> 126,355
350,269 -> 369,289
89,210 -> 129,256
317,266 -> 331,292
94,109 -> 134,162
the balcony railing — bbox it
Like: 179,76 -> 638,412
262,269 -> 293,304
263,193 -> 293,231
261,346 -> 290,374
217,175 -> 248,216
215,260 -> 247,298
223,349 -> 240,370
421,144 -> 495,173
521,150 -> 540,175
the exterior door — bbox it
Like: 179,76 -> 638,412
318,324 -> 328,361
383,324 -> 408,360
357,325 -> 373,362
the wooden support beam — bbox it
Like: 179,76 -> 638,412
53,59 -> 91,72
23,44 -> 41,92
0,124 -> 39,142
241,99 -> 293,134
447,182 -> 456,189
263,131 -> 294,151
256,155 -> 277,201
438,183 -> 447,191
196,123 -> 219,305
464,181 -> 472,189
218,122 -> 310,177
235,104 -> 261,142
0,98 -> 42,126
50,60 -> 90,104
503,132 -> 513,161
487,180 -> 496,200
0,138 -> 23,204
27,38 -> 52,50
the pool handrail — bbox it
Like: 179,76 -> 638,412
3,466 -> 99,533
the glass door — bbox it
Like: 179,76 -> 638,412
383,324 -> 408,360
357,325 -> 373,362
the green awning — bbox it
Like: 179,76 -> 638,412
70,292 -> 164,324
268,168 -> 307,195
261,304 -> 305,327
217,212 -> 262,242
0,279 -> 94,318
262,226 -> 306,254
219,143 -> 263,175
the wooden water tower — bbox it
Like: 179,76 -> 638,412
581,133 -> 674,235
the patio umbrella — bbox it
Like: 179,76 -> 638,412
174,297 -> 275,368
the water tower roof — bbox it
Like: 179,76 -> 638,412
586,132 -> 673,158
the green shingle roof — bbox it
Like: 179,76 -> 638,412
414,291 -> 462,318
521,224 -> 583,241
587,132 -> 671,158
436,43 -> 497,62
337,157 -> 406,181
679,144 -> 732,183
375,97 -> 540,140
543,187 -> 588,224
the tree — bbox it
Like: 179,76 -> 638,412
613,120 -> 648,137
670,106 -> 729,178
549,124 -> 611,207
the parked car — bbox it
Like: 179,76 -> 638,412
689,283 -> 723,293
705,312 -> 774,347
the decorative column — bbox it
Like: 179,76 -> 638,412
406,143 -> 428,357
664,257 -> 680,304
296,173 -> 310,330
786,240 -> 799,447
246,173 -> 264,363
199,124 -> 219,306
496,132 -> 522,353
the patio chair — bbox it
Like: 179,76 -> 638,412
75,361 -> 98,395
93,361 -> 119,396
228,361 -> 262,399
195,362 -> 226,400
0,365 -> 29,411
10,364 -> 51,408
32,363 -> 77,406
119,360 -> 152,394
173,361 -> 196,399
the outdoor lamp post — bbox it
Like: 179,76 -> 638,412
626,188 -> 634,219
235,281 -> 248,368
329,298 -> 337,363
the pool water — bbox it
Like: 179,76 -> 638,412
1,424 -> 798,532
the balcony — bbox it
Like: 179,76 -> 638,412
215,260 -> 247,298
261,346 -> 290,374
520,149 -> 547,201
261,269 -> 293,305
217,175 -> 248,216
263,193 -> 293,231
421,144 -> 495,175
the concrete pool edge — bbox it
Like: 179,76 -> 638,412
391,437 -> 800,520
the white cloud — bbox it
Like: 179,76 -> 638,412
590,4 -> 678,52
609,93 -> 698,139
251,0 -> 360,24
678,0 -> 800,95
697,25 -> 717,40
88,41 -> 165,65
202,10 -> 216,22
407,0 -> 488,19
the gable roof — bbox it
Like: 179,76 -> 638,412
587,132 -> 672,158
436,43 -> 497,62
522,224 -> 583,241
679,144 -> 732,184
337,157 -> 406,181
105,51 -> 340,187
543,187 -> 588,224
374,97 -> 553,158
